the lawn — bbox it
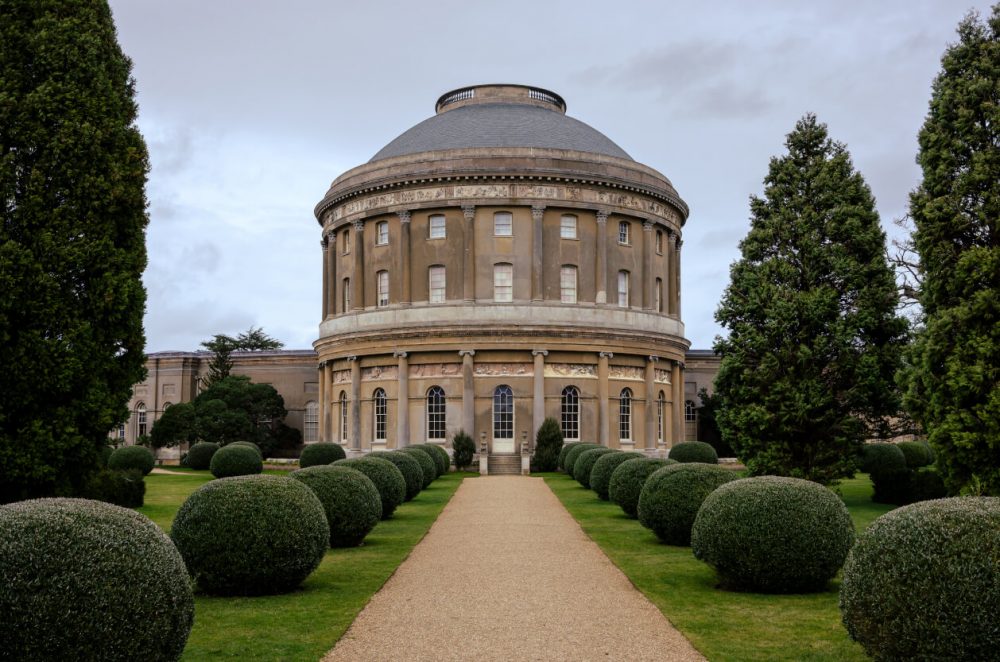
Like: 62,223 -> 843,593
543,472 -> 894,662
140,470 -> 469,661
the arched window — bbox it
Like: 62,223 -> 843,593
685,400 -> 698,423
428,214 -> 446,239
561,386 -> 580,441
494,211 -> 513,236
657,391 -> 665,443
342,278 -> 351,312
493,385 -> 513,439
117,423 -> 126,440
304,401 -> 319,443
376,270 -> 389,307
618,220 -> 630,245
426,386 -> 446,440
494,263 -> 513,302
162,402 -> 172,411
655,278 -> 663,312
560,214 -> 577,239
340,391 -> 348,441
376,220 -> 389,245
617,271 -> 630,308
373,388 -> 387,441
560,265 -> 577,303
428,265 -> 446,303
619,389 -> 632,441
135,403 -> 147,438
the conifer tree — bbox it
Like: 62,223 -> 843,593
713,115 -> 907,484
0,1 -> 149,502
906,7 -> 1000,495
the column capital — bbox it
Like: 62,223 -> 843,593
643,221 -> 654,232
595,210 -> 609,224
321,235 -> 330,250
675,238 -> 683,249
599,351 -> 614,359
352,219 -> 364,232
397,210 -> 411,224
669,232 -> 679,247
648,355 -> 660,363
347,355 -> 359,362
462,205 -> 476,220
532,349 -> 548,357
393,350 -> 408,359
531,205 -> 545,220
458,349 -> 476,358
674,359 -> 685,369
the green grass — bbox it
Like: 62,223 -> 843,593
140,470 -> 469,660
543,472 -> 894,662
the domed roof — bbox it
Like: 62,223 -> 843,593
369,85 -> 633,163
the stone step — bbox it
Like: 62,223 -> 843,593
487,455 -> 522,475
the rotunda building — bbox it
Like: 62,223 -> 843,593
313,84 -> 689,463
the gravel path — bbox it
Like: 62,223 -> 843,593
323,476 -> 705,661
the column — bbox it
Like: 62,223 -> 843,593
321,238 -> 330,319
595,210 -> 608,304
328,232 -> 337,317
349,356 -> 361,449
459,350 -> 476,436
398,211 -> 411,305
352,220 -> 364,311
598,351 -> 612,446
323,362 -> 332,442
395,351 -> 409,448
675,237 -> 683,319
664,231 -> 673,316
462,205 -> 476,302
642,222 -> 654,310
668,233 -> 678,318
531,205 -> 544,302
318,360 -> 327,442
645,356 -> 658,451
672,360 -> 684,446
532,350 -> 547,439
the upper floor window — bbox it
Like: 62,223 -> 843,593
376,270 -> 389,307
560,265 -> 577,304
376,221 -> 389,245
429,214 -> 446,239
617,271 -> 630,308
342,277 -> 351,312
342,229 -> 350,254
428,265 -> 446,303
619,389 -> 632,441
304,401 -> 318,443
560,214 -> 577,239
373,388 -> 387,441
494,212 -> 513,237
685,400 -> 698,423
494,263 -> 513,302
656,230 -> 664,254
135,403 -> 147,438
618,221 -> 630,245
655,278 -> 663,312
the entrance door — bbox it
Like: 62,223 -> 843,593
492,385 -> 515,454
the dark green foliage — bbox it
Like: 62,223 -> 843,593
228,440 -> 262,457
290,465 -> 381,547
905,8 -> 1000,496
564,443 -> 601,477
82,468 -> 145,508
0,0 -> 150,503
171,475 -> 328,596
608,458 -> 677,518
0,498 -> 193,660
335,457 -> 406,520
200,327 -> 284,388
638,463 -> 741,546
840,497 -> 1000,660
209,444 -> 262,479
99,445 -> 114,468
150,403 -> 196,448
691,476 -> 855,592
872,466 -> 948,506
590,451 -> 644,500
107,445 -> 155,476
416,444 -> 450,475
909,468 -> 948,502
713,115 -> 908,485
410,444 -> 445,478
452,431 -> 475,470
195,376 -> 287,455
668,441 -> 719,464
860,443 -> 907,475
558,442 -> 583,472
401,447 -> 436,488
695,388 -> 734,457
574,447 -> 615,488
372,452 -> 423,501
299,442 -> 347,468
897,441 -> 932,468
531,417 -> 563,472
185,442 -> 219,470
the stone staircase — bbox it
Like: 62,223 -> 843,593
488,454 -> 522,475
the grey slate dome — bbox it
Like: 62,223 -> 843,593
370,84 -> 632,162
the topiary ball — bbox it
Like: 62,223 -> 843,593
415,444 -> 449,476
840,497 -> 1000,661
290,465 -> 382,547
860,442 -> 906,476
300,442 -> 347,468
228,440 -> 262,457
210,444 -> 263,478
108,445 -> 155,475
668,441 -> 719,464
564,443 -> 601,477
171,475 -> 328,595
574,447 -> 616,488
638,463 -> 740,545
590,451 -> 645,500
0,498 -> 194,661
401,447 -> 437,487
185,442 -> 219,470
558,442 -> 583,472
896,441 -> 932,468
692,476 -> 855,593
334,457 -> 407,519
608,458 -> 677,518
372,451 -> 423,501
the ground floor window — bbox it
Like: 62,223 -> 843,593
493,385 -> 513,439
685,400 -> 698,423
561,386 -> 580,440
136,403 -> 147,438
304,401 -> 318,443
374,389 -> 387,441
619,389 -> 632,441
427,386 -> 445,440
340,391 -> 348,441
657,391 -> 665,443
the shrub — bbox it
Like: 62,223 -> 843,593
691,476 -> 855,592
171,475 -> 328,595
872,466 -> 949,506
840,497 -> 1000,661
452,431 -> 475,470
909,467 -> 947,502
401,447 -> 437,488
564,443 -> 601,477
574,447 -> 616,488
860,442 -> 906,475
531,417 -> 563,472
290,465 -> 382,547
897,441 -> 932,468
668,441 -> 719,464
416,444 -> 450,475
590,451 -> 644,500
608,458 -> 677,518
638,463 -> 740,545
0,498 -> 194,660
210,444 -> 263,478
185,442 -> 219,470
83,468 -> 145,508
107,445 -> 155,475
228,440 -> 262,457
558,442 -> 583,472
372,451 -> 423,501
335,457 -> 406,519
99,445 -> 113,468
300,442 -> 347,468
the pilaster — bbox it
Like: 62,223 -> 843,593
644,356 -> 658,451
352,220 -> 364,311
532,349 -> 548,438
395,350 -> 409,447
349,356 -> 361,449
462,205 -> 476,302
595,210 -> 608,304
531,206 -> 544,302
598,351 -> 612,446
460,350 -> 476,436
642,222 -> 654,310
398,211 -> 411,306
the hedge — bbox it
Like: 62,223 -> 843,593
107,445 -> 155,475
589,451 -> 645,500
415,444 -> 450,476
668,441 -> 719,464
299,442 -> 347,468
290,465 -> 382,547
638,463 -> 741,545
401,447 -> 437,488
574,447 -> 616,488
228,440 -> 262,457
185,442 -> 219,470
608,457 -> 677,518
372,451 -> 424,501
558,442 -> 583,472
334,457 -> 407,519
564,443 -> 601,477
83,468 -> 145,508
897,441 -> 933,468
210,444 -> 263,478
860,442 -> 906,476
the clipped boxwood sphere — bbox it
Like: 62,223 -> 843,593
564,443 -> 601,477
415,444 -> 449,476
186,442 -> 219,470
638,463 -> 740,545
210,444 -> 263,478
300,442 -> 347,468
692,476 -> 855,593
229,440 -> 262,457
574,447 -> 616,488
108,445 -> 155,475
0,498 -> 193,661
896,441 -> 932,468
668,441 -> 719,464
401,447 -> 437,488
590,451 -> 645,500
860,442 -> 906,476
372,451 -> 423,501
171,475 -> 328,595
290,465 -> 382,547
841,498 -> 1000,661
335,457 -> 407,519
609,458 -> 677,518
558,442 -> 583,472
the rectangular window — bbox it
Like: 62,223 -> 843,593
376,221 -> 389,245
560,266 -> 577,303
618,221 -> 630,245
494,263 -> 513,302
342,230 -> 350,254
428,265 -> 446,303
655,278 -> 663,312
617,271 -> 630,308
343,278 -> 351,312
428,214 -> 446,239
377,271 -> 389,307
304,402 -> 318,443
560,214 -> 577,239
656,230 -> 663,254
494,212 -> 513,236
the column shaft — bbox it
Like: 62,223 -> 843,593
531,206 -> 544,301
460,350 -> 475,436
462,206 -> 475,302
321,240 -> 329,319
396,351 -> 409,447
598,352 -> 612,446
398,211 -> 411,305
329,235 -> 337,316
668,233 -> 678,317
645,357 -> 657,450
642,222 -> 653,310
675,238 -> 682,319
350,357 -> 361,449
596,211 -> 608,304
352,221 -> 365,310
672,360 -> 684,445
532,350 -> 547,439
318,361 -> 327,442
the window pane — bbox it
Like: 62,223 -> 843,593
657,392 -> 665,442
376,221 -> 388,245
374,389 -> 386,440
494,212 -> 513,236
304,401 -> 318,443
377,271 -> 389,307
619,389 -> 632,440
427,386 -> 446,440
560,214 -> 577,239
429,266 -> 446,303
494,264 -> 513,302
493,385 -> 513,439
561,386 -> 579,441
618,271 -> 629,307
429,214 -> 446,239
685,400 -> 698,422
560,266 -> 577,303
619,221 -> 630,244
340,392 -> 347,441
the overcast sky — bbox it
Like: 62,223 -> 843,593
107,0 -> 992,353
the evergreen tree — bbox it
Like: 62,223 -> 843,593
0,1 -> 149,502
906,7 -> 1000,495
530,417 -> 563,472
200,327 -> 283,387
714,115 -> 908,484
